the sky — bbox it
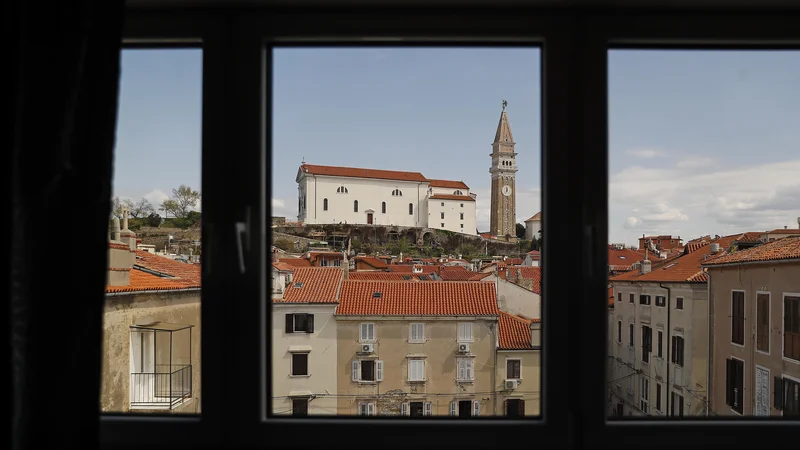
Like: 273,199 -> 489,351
113,48 -> 800,246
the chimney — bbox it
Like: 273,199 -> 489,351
785,225 -> 788,230
119,207 -> 137,251
710,243 -> 721,254
112,216 -> 121,242
641,259 -> 652,274
530,321 -> 541,348
797,217 -> 800,228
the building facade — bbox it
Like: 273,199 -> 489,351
704,236 -> 800,417
489,102 -> 518,240
495,312 -> 541,416
524,212 -> 541,241
334,281 -> 500,416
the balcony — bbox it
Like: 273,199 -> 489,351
129,321 -> 194,410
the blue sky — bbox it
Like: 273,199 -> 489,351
113,48 -> 800,246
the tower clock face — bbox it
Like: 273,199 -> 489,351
501,185 -> 512,197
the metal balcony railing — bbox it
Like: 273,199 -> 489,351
130,364 -> 192,409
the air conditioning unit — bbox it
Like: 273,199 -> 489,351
457,343 -> 470,353
504,379 -> 518,390
360,343 -> 374,354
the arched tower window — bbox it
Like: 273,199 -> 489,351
323,198 -> 328,211
337,186 -> 348,194
392,189 -> 403,196
382,202 -> 386,214
409,203 -> 413,215
454,190 -> 463,196
354,200 -> 359,212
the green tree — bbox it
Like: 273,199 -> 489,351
124,197 -> 155,218
515,223 -> 526,239
144,213 -> 162,227
161,185 -> 201,218
273,238 -> 295,252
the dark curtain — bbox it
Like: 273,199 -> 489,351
7,1 -> 126,449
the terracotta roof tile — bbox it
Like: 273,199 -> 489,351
277,267 -> 344,303
509,266 -> 542,294
469,272 -> 493,281
608,248 -> 646,270
506,258 -> 523,265
354,256 -> 388,270
133,251 -> 201,284
524,212 -> 541,222
498,312 -> 538,350
278,258 -> 313,267
299,164 -> 428,182
348,272 -> 427,281
438,266 -> 475,281
428,179 -> 470,189
765,228 -> 800,235
703,235 -> 800,266
429,194 -> 475,202
335,281 -> 499,316
272,262 -> 297,272
107,269 -> 200,294
386,265 -> 439,274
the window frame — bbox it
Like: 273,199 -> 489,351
756,291 -> 771,355
506,358 -> 522,380
731,290 -> 746,347
783,293 -> 800,363
409,322 -> 425,343
116,6 -> 800,450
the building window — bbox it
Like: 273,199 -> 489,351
408,203 -> 413,215
641,326 -> 652,363
775,377 -> 800,417
785,295 -> 800,361
639,294 -> 651,305
460,203 -> 464,208
676,297 -> 684,310
360,323 -> 375,342
441,223 -> 445,227
392,189 -> 403,196
456,358 -> 474,381
291,353 -> 308,376
408,359 -> 425,382
671,392 -> 685,417
409,323 -> 425,343
354,200 -> 359,213
657,330 -> 663,358
292,398 -> 308,416
655,296 -> 666,307
505,399 -> 525,417
460,212 -> 464,220
358,402 -> 376,416
628,323 -> 634,348
506,359 -> 521,379
732,291 -> 745,346
450,400 -> 480,417
402,401 -> 432,417
458,322 -> 473,342
382,201 -> 386,214
441,202 -> 444,206
617,320 -> 622,343
285,313 -> 314,334
353,359 -> 383,382
725,357 -> 744,414
441,212 -> 444,219
656,383 -> 662,412
757,292 -> 770,353
629,293 -> 634,303
617,293 -> 621,304
454,190 -> 463,195
337,186 -> 348,194
639,377 -> 649,413
323,198 -> 328,211
671,336 -> 685,366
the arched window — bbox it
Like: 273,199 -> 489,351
354,200 -> 359,212
454,190 -> 463,196
337,186 -> 348,194
323,198 -> 328,211
392,189 -> 403,196
382,202 -> 386,214
409,203 -> 413,215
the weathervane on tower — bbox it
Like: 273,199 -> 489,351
502,99 -> 508,111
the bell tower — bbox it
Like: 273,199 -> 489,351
489,100 -> 518,241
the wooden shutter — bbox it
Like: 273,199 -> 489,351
735,359 -> 744,409
424,402 -> 432,416
671,336 -> 676,363
503,400 -> 508,416
774,377 -> 784,410
285,314 -> 294,333
305,314 -> 314,333
725,358 -> 733,406
449,401 -> 456,416
519,400 -> 526,416
473,400 -> 480,416
401,403 -> 408,416
368,403 -> 375,416
352,360 -> 360,382
376,360 -> 383,381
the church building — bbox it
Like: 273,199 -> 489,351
489,100 -> 518,241
295,164 -> 478,235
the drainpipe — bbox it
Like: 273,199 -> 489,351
659,282 -> 672,416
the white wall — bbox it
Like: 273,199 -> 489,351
272,303 -> 339,415
525,220 -> 541,240
271,269 -> 292,299
429,186 -> 468,196
495,277 -> 541,319
426,198 -> 478,236
522,255 -> 540,267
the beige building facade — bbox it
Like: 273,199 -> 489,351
495,312 -> 541,416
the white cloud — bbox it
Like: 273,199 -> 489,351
626,148 -> 665,159
271,198 -> 294,219
610,159 -> 800,243
144,189 -> 170,208
675,156 -> 716,169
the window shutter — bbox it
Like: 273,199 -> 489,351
774,377 -> 784,410
368,403 -> 375,416
725,358 -> 733,406
449,401 -> 456,416
352,360 -> 360,382
401,403 -> 408,416
376,360 -> 383,381
735,359 -> 744,408
473,400 -> 480,416
306,314 -> 314,333
286,314 -> 294,333
457,360 -> 465,380
424,402 -> 432,416
503,400 -> 508,416
519,400 -> 526,416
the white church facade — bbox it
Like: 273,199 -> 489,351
295,164 -> 478,236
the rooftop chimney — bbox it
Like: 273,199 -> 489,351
119,207 -> 137,251
530,321 -> 541,348
641,259 -> 652,275
112,216 -> 121,242
710,243 -> 721,254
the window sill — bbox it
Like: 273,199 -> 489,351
406,379 -> 427,384
408,340 -> 427,344
456,380 -> 475,384
289,374 -> 311,378
357,381 -> 377,385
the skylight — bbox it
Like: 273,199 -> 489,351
294,282 -> 304,288
372,292 -> 382,298
663,263 -> 678,270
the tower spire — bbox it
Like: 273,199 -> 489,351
493,102 -> 515,146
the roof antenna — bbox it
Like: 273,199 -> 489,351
301,156 -> 305,164
502,99 -> 508,111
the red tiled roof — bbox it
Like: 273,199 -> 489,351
278,258 -> 312,267
608,248 -> 646,270
348,272 -> 427,281
428,179 -> 470,189
765,228 -> 800,235
386,265 -> 439,274
498,312 -> 538,350
469,272 -> 493,281
133,251 -> 201,284
272,262 -> 297,272
354,256 -> 388,269
506,258 -> 523,265
335,281 -> 499,316
509,266 -> 542,294
524,212 -> 541,222
703,235 -> 800,266
527,250 -> 540,257
429,194 -> 475,202
438,266 -> 475,281
299,164 -> 428,182
608,287 -> 614,306
107,269 -> 200,293
277,267 -> 344,303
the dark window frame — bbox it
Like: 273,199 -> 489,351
112,6 -> 800,450
732,291 -> 745,346
784,295 -> 800,361
756,292 -> 770,353
291,353 -> 309,376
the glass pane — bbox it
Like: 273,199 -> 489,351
607,50 -> 800,419
270,47 -> 541,417
102,48 -> 203,415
